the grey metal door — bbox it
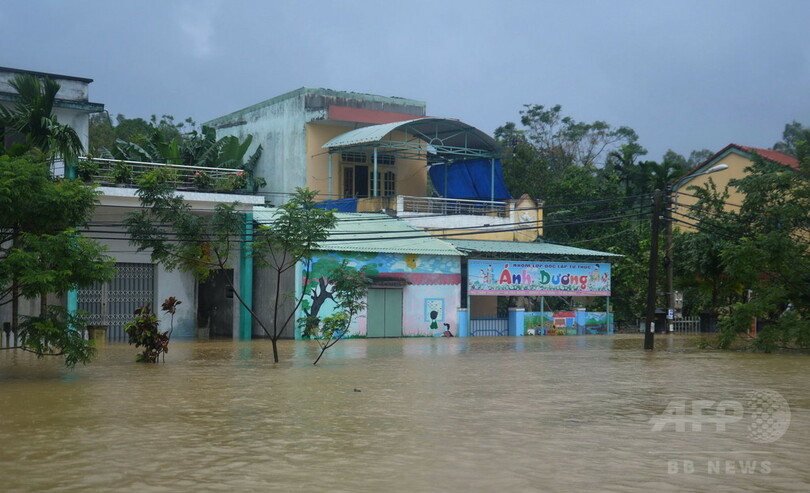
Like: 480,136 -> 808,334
77,262 -> 155,342
366,288 -> 402,338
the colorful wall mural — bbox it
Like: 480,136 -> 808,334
300,252 -> 461,338
522,311 -> 613,336
468,260 -> 611,296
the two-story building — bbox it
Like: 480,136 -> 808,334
1,67 -> 264,343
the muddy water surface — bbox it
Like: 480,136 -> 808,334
1,335 -> 808,492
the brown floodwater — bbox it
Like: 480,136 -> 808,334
1,335 -> 808,492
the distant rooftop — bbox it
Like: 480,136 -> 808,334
447,239 -> 621,259
0,66 -> 94,83
206,87 -> 426,128
252,208 -> 461,257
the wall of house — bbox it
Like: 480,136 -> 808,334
0,70 -> 93,158
300,252 -> 461,338
0,72 -> 89,101
53,107 -> 90,150
252,262 -> 297,339
207,94 -> 309,205
674,152 -> 750,232
306,123 -> 428,201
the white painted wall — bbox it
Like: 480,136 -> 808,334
208,94 -> 309,205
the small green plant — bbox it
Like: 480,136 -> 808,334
192,170 -> 213,189
225,170 -> 247,191
112,160 -> 133,184
137,167 -> 178,188
124,297 -> 181,363
76,159 -> 99,181
251,175 -> 267,192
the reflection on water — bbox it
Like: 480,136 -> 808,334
1,335 -> 808,492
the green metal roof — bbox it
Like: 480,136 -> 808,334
253,208 -> 462,256
446,239 -> 622,258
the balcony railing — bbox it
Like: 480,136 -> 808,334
399,196 -> 509,217
75,157 -> 250,193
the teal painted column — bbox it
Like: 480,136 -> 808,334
66,158 -> 77,180
67,289 -> 78,314
239,212 -> 253,340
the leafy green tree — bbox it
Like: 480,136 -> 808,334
680,146 -> 810,350
304,260 -> 373,365
0,74 -> 84,163
772,121 -> 810,157
125,184 -> 336,362
0,154 -> 115,366
714,149 -> 810,350
496,104 -> 637,203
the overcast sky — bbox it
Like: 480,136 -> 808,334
2,0 -> 808,161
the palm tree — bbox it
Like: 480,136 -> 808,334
0,73 -> 84,164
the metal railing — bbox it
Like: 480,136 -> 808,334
470,318 -> 509,336
400,196 -> 509,217
671,316 -> 701,334
76,157 -> 247,192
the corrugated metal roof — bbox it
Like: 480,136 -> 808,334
322,117 -> 498,151
253,208 -> 462,256
446,239 -> 622,257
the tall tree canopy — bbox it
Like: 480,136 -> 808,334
0,154 -> 114,366
0,74 -> 84,163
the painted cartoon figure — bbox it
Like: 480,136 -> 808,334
429,310 -> 439,330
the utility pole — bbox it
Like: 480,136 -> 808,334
663,184 -> 674,332
644,190 -> 662,350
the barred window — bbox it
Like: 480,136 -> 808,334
341,152 -> 367,163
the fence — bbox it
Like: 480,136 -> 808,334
470,318 -> 509,336
671,316 -> 701,334
76,157 -> 245,191
400,196 -> 509,217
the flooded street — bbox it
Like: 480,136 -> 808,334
1,335 -> 808,492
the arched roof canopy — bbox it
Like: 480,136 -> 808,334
322,117 -> 500,163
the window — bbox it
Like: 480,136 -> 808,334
341,152 -> 367,164
378,153 -> 396,166
341,153 -> 396,198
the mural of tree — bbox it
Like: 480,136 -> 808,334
301,254 -> 379,326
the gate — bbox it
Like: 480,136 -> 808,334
470,318 -> 508,336
77,263 -> 155,342
672,316 -> 701,334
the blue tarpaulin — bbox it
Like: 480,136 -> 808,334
314,198 -> 358,213
428,158 -> 511,200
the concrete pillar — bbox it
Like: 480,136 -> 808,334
457,308 -> 469,337
508,307 -> 525,336
239,212 -> 253,340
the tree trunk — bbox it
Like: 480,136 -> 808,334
11,277 -> 18,331
271,337 -> 279,363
